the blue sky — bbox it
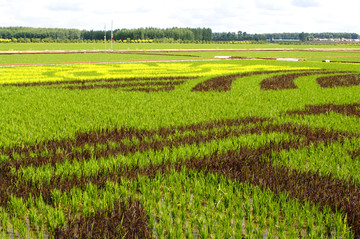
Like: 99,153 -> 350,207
0,0 -> 359,33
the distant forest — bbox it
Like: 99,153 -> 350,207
0,27 -> 212,42
0,27 -> 359,42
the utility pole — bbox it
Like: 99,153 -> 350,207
111,20 -> 113,51
104,24 -> 107,51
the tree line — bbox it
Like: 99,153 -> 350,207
213,32 -> 359,41
113,27 -> 212,41
266,32 -> 359,41
0,27 -> 82,40
0,27 -> 212,42
0,27 -> 358,42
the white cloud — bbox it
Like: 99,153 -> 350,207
46,3 -> 82,12
292,0 -> 320,8
0,0 -> 359,34
255,0 -> 290,11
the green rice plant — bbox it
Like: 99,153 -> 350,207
133,169 -> 353,237
44,207 -> 65,234
8,196 -> 27,219
10,216 -> 27,238
28,207 -> 38,230
273,137 -> 360,185
0,207 -> 9,234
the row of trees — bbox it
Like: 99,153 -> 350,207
88,27 -> 212,41
0,27 -> 359,42
0,27 -> 82,40
308,32 -> 359,40
213,32 -> 360,42
267,32 -> 359,41
0,27 -> 212,42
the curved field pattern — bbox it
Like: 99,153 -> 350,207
0,116 -> 359,237
259,70 -> 346,90
286,103 -> 360,161
1,59 -> 360,238
191,70 -> 294,92
287,103 -> 360,118
191,69 -> 355,92
0,62 -> 305,85
8,71 -> 358,93
2,77 -> 194,92
317,74 -> 360,88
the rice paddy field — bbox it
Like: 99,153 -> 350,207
0,43 -> 360,238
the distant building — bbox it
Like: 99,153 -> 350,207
313,38 -> 359,42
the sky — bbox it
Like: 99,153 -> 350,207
0,0 -> 359,34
